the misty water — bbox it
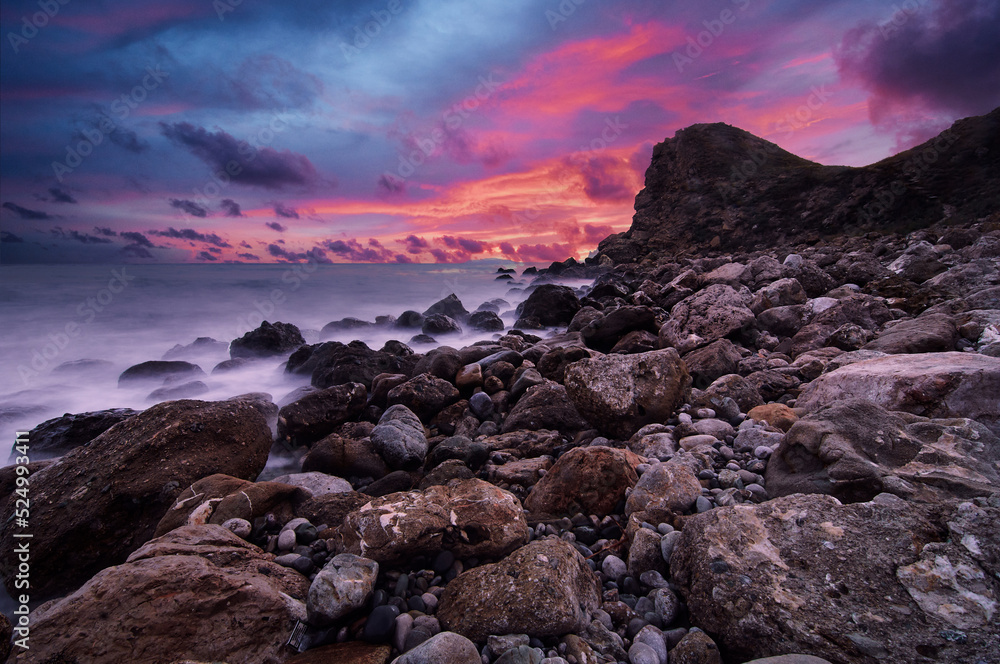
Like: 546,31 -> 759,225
0,261 -> 588,464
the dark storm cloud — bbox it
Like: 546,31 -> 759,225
168,198 -> 209,218
402,234 -> 428,254
3,202 -> 51,220
440,235 -> 487,253
324,238 -> 401,262
267,243 -> 332,263
160,122 -> 318,189
221,199 -> 243,217
148,227 -> 231,248
837,0 -> 1000,117
49,187 -> 77,204
197,251 -> 219,261
238,252 -> 260,260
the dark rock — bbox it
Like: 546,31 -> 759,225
302,434 -> 389,479
9,408 -> 139,462
422,314 -> 462,336
423,294 -> 470,321
610,330 -> 660,354
515,285 -> 581,327
277,383 -> 368,446
230,320 -> 304,359
362,470 -> 414,497
501,380 -> 590,436
370,404 -> 428,470
289,340 -> 417,391
863,313 -> 958,354
147,380 -> 210,401
118,360 -> 205,386
395,310 -> 426,329
468,310 -> 505,331
582,306 -> 660,352
162,337 -> 228,360
683,339 -> 743,390
386,373 -> 461,422
658,285 -> 755,354
524,446 -> 640,518
321,317 -> 375,337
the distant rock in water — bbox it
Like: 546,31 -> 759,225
599,107 -> 1000,263
229,320 -> 304,359
9,408 -> 139,462
118,360 -> 205,386
161,337 -> 228,360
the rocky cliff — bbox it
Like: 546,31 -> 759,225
599,107 -> 1000,263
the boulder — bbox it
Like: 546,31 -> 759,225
796,352 -> 1000,432
307,553 -> 379,626
682,339 -> 743,390
581,306 -> 660,352
9,525 -> 308,664
670,494 -> 1000,664
501,381 -> 590,436
338,479 -> 529,564
746,403 -> 798,432
117,360 -> 204,386
147,380 -> 210,401
438,539 -> 601,642
536,346 -> 592,383
370,405 -> 429,470
8,407 -> 139,462
230,320 -> 304,358
524,446 -> 641,518
610,330 -> 660,354
289,341 -> 417,391
863,313 -> 958,354
0,399 -> 272,601
423,294 -> 470,321
625,461 -> 702,517
749,278 -> 808,315
277,382 -> 368,446
272,471 -> 354,497
766,399 -> 1000,503
387,373 -> 461,422
563,349 -> 691,439
422,314 -> 463,336
693,373 -> 764,413
516,285 -> 581,327
469,310 -> 505,331
658,285 -> 755,354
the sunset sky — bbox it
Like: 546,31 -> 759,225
1,0 -> 998,263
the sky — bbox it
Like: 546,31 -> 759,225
1,0 -> 998,264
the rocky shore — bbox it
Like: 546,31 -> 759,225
2,115 -> 999,664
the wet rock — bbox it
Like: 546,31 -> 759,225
469,310 -> 505,332
0,400 -> 272,602
307,553 -> 379,626
672,494 -> 1000,664
9,525 -> 308,664
669,629 -> 722,664
524,446 -> 640,518
796,352 -> 1000,432
277,382 -> 368,446
291,341 -> 417,391
439,539 -> 601,642
658,285 -> 756,354
564,349 -> 691,439
370,405 -> 429,470
387,373 -> 461,423
750,278 -> 808,315
516,285 -> 582,327
422,314 -> 463,336
338,479 -> 529,565
271,471 -> 353,497
582,306 -> 660,352
230,320 -> 304,358
147,380 -> 210,401
118,360 -> 204,386
537,346 -> 592,383
423,294 -> 470,321
693,373 -> 764,413
10,407 -> 139,462
502,381 -> 590,436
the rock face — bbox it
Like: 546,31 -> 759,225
766,399 -> 1000,503
369,404 -> 429,470
8,407 -> 139,461
564,349 -> 691,439
598,108 -> 1000,262
524,446 -> 640,518
0,399 -> 273,601
438,538 -> 602,642
516,285 -> 581,327
338,479 -> 529,564
658,285 -> 755,354
230,320 -> 304,358
796,352 -> 1000,432
277,382 -> 368,445
10,525 -> 309,664
670,494 -> 1000,664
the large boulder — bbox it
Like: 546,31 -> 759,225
658,285 -> 755,354
581,306 -> 660,352
288,340 -> 417,390
277,382 -> 368,446
393,631 -> 481,664
670,494 -> 1000,664
796,352 -> 1000,432
564,349 -> 691,439
524,446 -> 641,518
230,320 -> 304,358
625,460 -> 703,518
766,399 -> 1000,503
369,404 -> 428,470
10,525 -> 308,664
0,399 -> 272,601
862,313 -> 958,354
7,407 -> 139,462
438,538 -> 602,642
682,339 -> 743,390
423,293 -> 470,321
386,373 -> 461,422
516,285 -> 581,327
338,479 -> 529,564
501,380 -> 590,436
303,434 -> 389,479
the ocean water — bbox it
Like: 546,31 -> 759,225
0,260 -> 589,459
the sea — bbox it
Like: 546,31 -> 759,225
0,260 -> 592,462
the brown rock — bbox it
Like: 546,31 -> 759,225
501,380 -> 590,436
302,434 -> 389,479
285,642 -> 391,664
277,382 -> 368,446
294,491 -> 370,529
658,285 -> 756,354
439,538 -> 601,642
747,403 -> 798,432
670,630 -> 723,664
524,446 -> 640,518
338,479 -> 529,564
683,339 -> 743,390
693,373 -> 764,413
563,349 -> 691,439
387,372 -> 461,422
11,525 -> 308,664
625,460 -> 702,517
863,313 -> 958,354
0,399 -> 272,602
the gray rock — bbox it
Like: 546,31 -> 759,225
633,624 -> 668,664
469,391 -> 494,419
628,641 -> 660,664
496,645 -> 543,664
391,631 -> 481,664
652,588 -> 679,625
602,554 -> 627,580
221,518 -> 252,539
271,471 -> 352,497
370,405 -> 428,470
307,553 -> 379,626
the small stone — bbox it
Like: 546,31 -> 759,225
660,531 -> 682,563
628,641 -> 660,664
306,553 -> 379,626
395,613 -> 415,653
639,570 -> 669,589
633,624 -> 668,664
421,592 -> 438,613
602,555 -> 628,580
695,496 -> 713,513
489,634 -> 531,659
277,529 -> 297,551
496,645 -> 543,664
469,392 -> 495,420
363,604 -> 400,643
652,588 -> 680,625
221,518 -> 251,539
393,631 -> 481,663
754,445 -> 773,459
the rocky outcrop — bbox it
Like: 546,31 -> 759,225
11,525 -> 309,664
0,399 -> 273,601
438,538 -> 602,642
598,108 -> 1000,262
670,494 -> 1000,664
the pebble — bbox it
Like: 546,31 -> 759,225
602,555 -> 627,580
469,391 -> 494,419
496,645 -> 543,664
394,613 -> 414,652
277,529 -> 297,551
677,412 -> 693,425
652,588 -> 680,625
755,445 -> 773,459
694,408 -> 715,419
221,518 -> 251,539
628,642 -> 660,664
633,625 -> 668,664
660,531 -> 682,563
421,592 -> 438,613
639,571 -> 669,588
363,604 -> 399,642
695,496 -> 713,513
488,634 -> 530,658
